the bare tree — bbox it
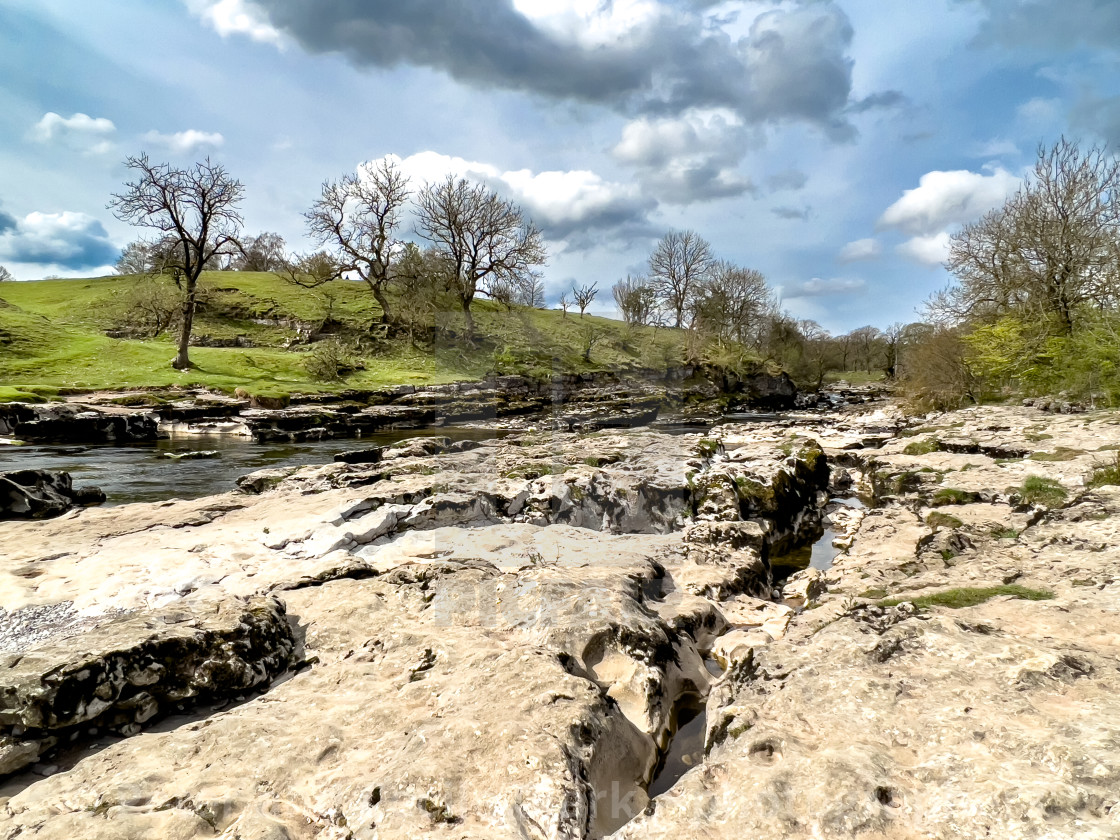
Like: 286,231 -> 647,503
305,157 -> 410,325
234,231 -> 287,271
881,322 -> 905,378
0,265 -> 13,282
416,175 -> 545,340
943,138 -> 1120,333
849,325 -> 882,372
612,274 -> 657,327
558,293 -> 572,317
648,230 -> 714,329
689,261 -> 771,345
572,281 -> 598,317
109,154 -> 244,369
516,275 -> 546,308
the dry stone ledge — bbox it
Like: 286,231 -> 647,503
0,594 -> 295,777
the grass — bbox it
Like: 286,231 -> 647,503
1087,452 -> 1120,488
931,487 -> 978,506
1018,475 -> 1068,507
926,511 -> 964,529
879,585 -> 1053,609
1029,447 -> 1084,461
0,272 -> 697,398
823,369 -> 885,385
990,526 -> 1019,539
903,438 -> 941,456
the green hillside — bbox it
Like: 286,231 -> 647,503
0,273 -> 686,402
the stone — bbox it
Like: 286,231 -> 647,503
0,470 -> 105,521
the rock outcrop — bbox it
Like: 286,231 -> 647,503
0,470 -> 104,521
3,403 -> 1119,839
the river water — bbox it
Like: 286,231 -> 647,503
0,428 -> 507,506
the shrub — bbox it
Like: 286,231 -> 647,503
305,337 -> 360,382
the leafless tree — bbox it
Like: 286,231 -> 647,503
573,281 -> 598,317
848,325 -> 882,372
943,138 -> 1120,333
881,322 -> 905,378
415,175 -> 545,340
612,274 -> 657,327
305,157 -> 410,325
648,230 -> 714,328
558,293 -> 572,317
516,275 -> 546,308
109,154 -> 244,369
234,231 -> 287,271
689,261 -> 771,345
0,265 -> 13,282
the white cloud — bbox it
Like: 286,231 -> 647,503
878,167 -> 1019,236
1017,97 -> 1062,127
612,108 -> 756,202
386,152 -> 652,241
143,130 -> 225,155
837,237 -> 882,263
184,0 -> 286,45
782,277 -> 866,298
969,138 -> 1020,158
31,112 -> 116,155
896,232 -> 952,266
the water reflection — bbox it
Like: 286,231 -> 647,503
0,427 -> 506,506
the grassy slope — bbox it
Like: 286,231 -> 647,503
0,273 -> 684,400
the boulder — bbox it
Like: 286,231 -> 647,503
0,470 -> 104,520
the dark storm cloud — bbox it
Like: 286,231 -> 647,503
0,210 -> 16,234
964,0 -> 1120,50
0,213 -> 119,270
771,205 -> 810,220
252,0 -> 862,133
1071,94 -> 1120,147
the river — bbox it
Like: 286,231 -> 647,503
0,427 -> 509,506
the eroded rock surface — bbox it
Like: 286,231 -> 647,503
3,404 -> 1120,839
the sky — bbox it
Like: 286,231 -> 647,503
1,0 -> 1118,332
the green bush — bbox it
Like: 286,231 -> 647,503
1088,452 -> 1120,488
931,488 -> 977,506
903,438 -> 940,455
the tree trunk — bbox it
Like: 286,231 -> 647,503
460,296 -> 475,341
372,284 -> 394,325
173,277 -> 197,369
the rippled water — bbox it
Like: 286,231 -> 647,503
0,427 -> 507,506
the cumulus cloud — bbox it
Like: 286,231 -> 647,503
837,237 -> 881,263
782,276 -> 866,298
240,0 -> 867,136
878,167 -> 1020,236
143,129 -> 225,155
31,112 -> 116,155
386,152 -> 655,244
0,211 -> 119,270
879,167 -> 1019,266
896,231 -> 952,266
612,108 -> 756,202
184,0 -> 286,45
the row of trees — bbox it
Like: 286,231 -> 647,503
110,155 -> 546,368
899,138 -> 1120,407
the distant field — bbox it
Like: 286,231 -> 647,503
0,273 -> 685,401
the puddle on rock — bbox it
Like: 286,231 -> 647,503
770,497 -> 864,579
647,695 -> 707,799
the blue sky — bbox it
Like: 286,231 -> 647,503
1,0 -> 1117,332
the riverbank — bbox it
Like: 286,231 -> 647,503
2,400 -> 1118,837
